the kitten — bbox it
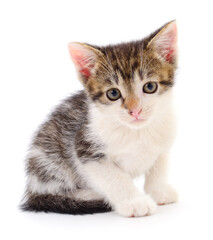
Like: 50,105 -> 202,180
21,20 -> 178,217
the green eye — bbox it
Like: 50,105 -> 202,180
106,88 -> 121,101
143,82 -> 158,94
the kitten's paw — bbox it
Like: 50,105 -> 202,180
115,195 -> 157,217
147,184 -> 178,205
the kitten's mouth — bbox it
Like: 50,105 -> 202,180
131,118 -> 146,123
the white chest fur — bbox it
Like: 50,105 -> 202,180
88,105 -> 176,178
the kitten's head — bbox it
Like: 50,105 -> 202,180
68,21 -> 177,129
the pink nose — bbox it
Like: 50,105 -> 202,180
128,108 -> 142,118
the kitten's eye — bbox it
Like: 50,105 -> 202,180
143,82 -> 158,94
106,88 -> 121,101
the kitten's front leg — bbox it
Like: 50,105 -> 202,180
83,160 -> 156,217
144,153 -> 178,205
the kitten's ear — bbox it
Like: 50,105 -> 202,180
68,42 -> 101,81
147,20 -> 177,63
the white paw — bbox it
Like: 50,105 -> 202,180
147,184 -> 178,205
115,195 -> 157,217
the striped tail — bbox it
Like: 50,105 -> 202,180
20,193 -> 112,215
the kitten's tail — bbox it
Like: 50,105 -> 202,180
20,193 -> 111,215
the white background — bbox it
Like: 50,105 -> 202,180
1,0 -> 213,239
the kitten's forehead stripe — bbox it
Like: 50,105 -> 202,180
101,41 -> 146,87
104,42 -> 144,86
147,70 -> 155,78
105,78 -> 112,85
113,74 -> 119,84
132,60 -> 139,71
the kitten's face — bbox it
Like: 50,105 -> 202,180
93,76 -> 172,129
88,59 -> 174,128
69,21 -> 177,128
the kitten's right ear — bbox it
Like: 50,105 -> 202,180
68,42 -> 101,81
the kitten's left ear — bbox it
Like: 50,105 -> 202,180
147,20 -> 177,63
68,42 -> 101,81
